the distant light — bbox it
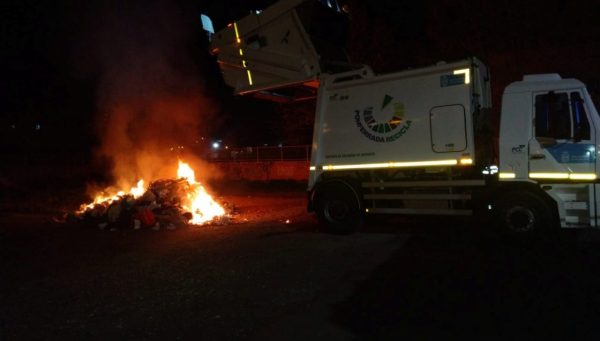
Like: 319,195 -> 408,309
212,142 -> 220,149
254,10 -> 262,15
11,124 -> 16,129
35,124 -> 41,130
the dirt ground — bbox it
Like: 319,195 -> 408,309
2,181 -> 600,340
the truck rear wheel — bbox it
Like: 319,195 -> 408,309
495,191 -> 552,241
313,180 -> 363,234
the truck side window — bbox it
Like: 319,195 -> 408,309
535,92 -> 570,140
570,92 -> 590,140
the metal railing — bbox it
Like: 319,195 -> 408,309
205,145 -> 311,162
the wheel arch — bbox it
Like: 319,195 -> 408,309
309,176 -> 363,212
489,181 -> 560,226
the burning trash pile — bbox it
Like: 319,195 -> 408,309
75,161 -> 230,230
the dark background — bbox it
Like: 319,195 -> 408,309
2,0 -> 599,165
2,3 -> 600,337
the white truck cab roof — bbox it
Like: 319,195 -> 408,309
504,74 -> 585,94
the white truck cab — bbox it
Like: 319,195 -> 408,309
500,75 -> 600,228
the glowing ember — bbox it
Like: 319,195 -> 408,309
79,161 -> 225,225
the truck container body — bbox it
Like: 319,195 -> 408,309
309,59 -> 490,189
207,0 -> 600,237
209,0 -> 348,98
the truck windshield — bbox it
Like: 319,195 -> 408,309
535,93 -> 571,139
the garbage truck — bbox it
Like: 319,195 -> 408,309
205,0 -> 600,237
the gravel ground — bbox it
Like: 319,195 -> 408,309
2,183 -> 600,340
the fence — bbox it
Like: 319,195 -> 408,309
205,145 -> 311,162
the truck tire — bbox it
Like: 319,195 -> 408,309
494,191 -> 552,241
313,180 -> 363,234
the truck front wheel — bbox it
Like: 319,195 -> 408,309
313,180 -> 363,234
495,192 -> 552,240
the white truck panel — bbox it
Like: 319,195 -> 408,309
498,92 -> 532,180
310,60 -> 479,186
430,105 -> 467,152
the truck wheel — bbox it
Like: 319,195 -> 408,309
313,180 -> 363,234
495,192 -> 552,241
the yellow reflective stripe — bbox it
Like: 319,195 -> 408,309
459,158 -> 473,165
528,173 -> 598,180
233,22 -> 241,43
233,23 -> 252,86
529,173 -> 570,179
568,173 -> 597,180
320,160 -> 457,171
499,172 -> 516,179
246,70 -> 253,85
453,68 -> 471,84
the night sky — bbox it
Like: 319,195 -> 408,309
2,0 -> 599,162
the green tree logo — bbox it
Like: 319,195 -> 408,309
354,95 -> 412,143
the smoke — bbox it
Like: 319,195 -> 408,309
91,0 -> 218,188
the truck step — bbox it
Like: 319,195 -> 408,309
362,180 -> 485,188
367,208 -> 473,216
564,201 -> 588,210
364,193 -> 471,200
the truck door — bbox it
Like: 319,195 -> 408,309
529,90 -> 596,178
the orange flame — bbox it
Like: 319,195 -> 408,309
79,161 -> 225,225
78,179 -> 146,213
177,160 -> 225,224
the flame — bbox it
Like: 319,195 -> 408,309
177,161 -> 196,184
130,179 -> 146,198
79,161 -> 225,225
177,160 -> 225,224
78,179 -> 146,213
